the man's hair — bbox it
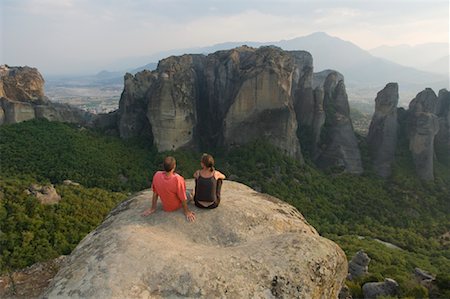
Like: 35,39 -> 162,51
163,156 -> 176,172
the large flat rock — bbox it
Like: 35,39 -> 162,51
43,180 -> 347,298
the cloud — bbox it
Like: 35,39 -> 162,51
1,0 -> 448,74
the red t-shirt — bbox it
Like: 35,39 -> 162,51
152,171 -> 187,212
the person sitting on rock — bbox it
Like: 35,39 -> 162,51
142,156 -> 196,222
193,153 -> 226,209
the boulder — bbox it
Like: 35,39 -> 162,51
414,267 -> 435,282
348,250 -> 370,280
314,72 -> 363,174
28,184 -> 61,205
408,88 -> 440,180
367,83 -> 399,177
43,180 -> 347,298
362,278 -> 399,299
63,180 -> 80,186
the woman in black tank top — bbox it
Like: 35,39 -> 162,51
193,154 -> 226,209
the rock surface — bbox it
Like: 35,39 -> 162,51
435,89 -> 450,162
362,278 -> 399,299
348,250 -> 370,280
43,180 -> 347,298
115,47 -> 365,171
367,83 -> 399,178
0,65 -> 95,126
407,88 -> 440,180
27,184 -> 61,205
314,72 -> 363,174
0,65 -> 47,103
0,256 -> 66,299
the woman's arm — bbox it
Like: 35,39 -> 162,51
214,170 -> 226,180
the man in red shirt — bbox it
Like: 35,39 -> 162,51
142,156 -> 196,222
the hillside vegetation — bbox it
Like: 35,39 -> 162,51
0,119 -> 449,298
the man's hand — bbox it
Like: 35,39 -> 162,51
185,210 -> 196,222
141,207 -> 156,217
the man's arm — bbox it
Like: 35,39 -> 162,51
142,191 -> 158,217
182,200 -> 196,222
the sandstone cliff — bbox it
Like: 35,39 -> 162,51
0,65 -> 94,126
312,71 -> 363,174
116,47 -> 362,171
407,88 -> 440,180
367,83 -> 399,178
43,180 -> 347,298
435,89 -> 450,163
367,85 -> 449,180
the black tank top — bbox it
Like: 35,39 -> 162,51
194,174 -> 217,202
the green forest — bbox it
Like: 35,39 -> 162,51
0,119 -> 449,298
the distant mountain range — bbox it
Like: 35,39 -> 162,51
369,43 -> 449,75
47,32 -> 448,105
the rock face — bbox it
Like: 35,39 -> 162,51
435,89 -> 450,162
407,88 -> 440,180
0,65 -> 47,103
348,250 -> 370,280
116,47 -> 362,170
367,83 -> 399,177
362,278 -> 399,299
313,72 -> 363,174
43,180 -> 347,298
27,184 -> 61,205
0,65 -> 95,126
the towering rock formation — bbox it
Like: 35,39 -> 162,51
43,180 -> 348,298
0,65 -> 94,126
407,88 -> 440,180
313,72 -> 363,174
367,83 -> 399,177
116,47 -> 363,170
435,89 -> 450,163
118,70 -> 156,139
221,47 -> 303,159
117,46 -> 308,160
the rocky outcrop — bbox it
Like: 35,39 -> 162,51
0,256 -> 67,299
0,65 -> 95,126
435,89 -> 450,163
26,184 -> 61,205
367,83 -> 399,177
116,47 -> 365,170
348,250 -> 370,280
407,88 -> 440,180
116,47 -> 310,160
0,65 -> 47,103
362,278 -> 399,299
43,180 -> 347,298
314,72 -> 363,174
221,48 -> 304,159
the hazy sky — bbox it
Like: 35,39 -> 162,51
1,0 -> 449,75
